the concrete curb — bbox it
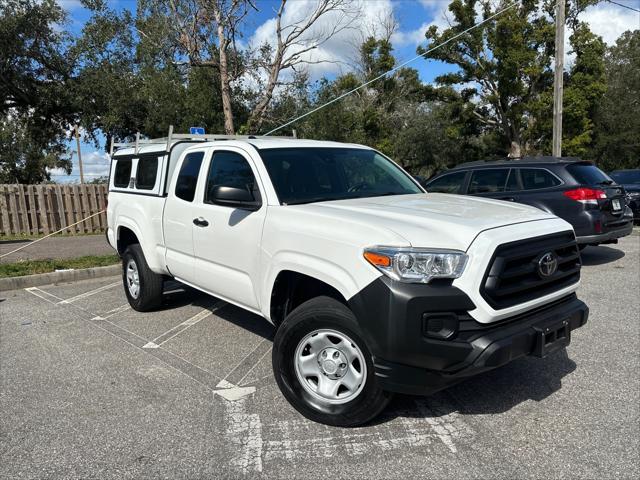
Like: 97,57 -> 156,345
0,264 -> 120,292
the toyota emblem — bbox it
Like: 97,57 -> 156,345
537,252 -> 558,278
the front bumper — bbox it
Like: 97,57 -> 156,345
348,277 -> 588,396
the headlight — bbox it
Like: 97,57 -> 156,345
363,247 -> 468,283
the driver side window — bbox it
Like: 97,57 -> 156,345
204,151 -> 260,204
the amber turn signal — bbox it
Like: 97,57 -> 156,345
363,251 -> 391,267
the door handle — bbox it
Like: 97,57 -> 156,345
193,217 -> 209,227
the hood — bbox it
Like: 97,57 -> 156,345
298,193 -> 560,251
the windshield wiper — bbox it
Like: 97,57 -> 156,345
284,196 -> 342,205
370,191 -> 403,197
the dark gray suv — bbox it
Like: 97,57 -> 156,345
423,157 -> 634,247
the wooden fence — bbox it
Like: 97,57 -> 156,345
0,184 -> 108,236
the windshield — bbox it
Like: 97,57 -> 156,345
609,170 -> 640,185
258,148 -> 423,205
566,163 -> 613,185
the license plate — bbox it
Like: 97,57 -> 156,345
612,199 -> 621,211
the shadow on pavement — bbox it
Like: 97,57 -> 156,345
375,348 -> 576,424
580,245 -> 625,266
153,278 -> 576,423
156,280 -> 275,341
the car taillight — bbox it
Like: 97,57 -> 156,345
563,187 -> 607,204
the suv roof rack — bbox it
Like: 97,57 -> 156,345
109,125 -> 295,155
451,156 -> 584,169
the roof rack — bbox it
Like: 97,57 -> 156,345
452,156 -> 583,169
109,125 -> 295,156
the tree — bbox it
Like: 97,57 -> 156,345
593,30 -> 640,171
0,0 -> 73,183
245,0 -> 358,133
417,0 -> 558,158
136,0 -> 256,134
74,0 -> 234,144
562,22 -> 606,158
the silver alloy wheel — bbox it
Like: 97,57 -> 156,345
294,329 -> 367,405
126,259 -> 140,299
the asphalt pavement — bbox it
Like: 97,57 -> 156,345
0,234 -> 638,479
0,234 -> 114,262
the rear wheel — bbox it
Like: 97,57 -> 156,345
122,244 -> 163,311
272,296 -> 392,427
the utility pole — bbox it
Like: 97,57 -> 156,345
74,124 -> 84,183
552,0 -> 566,158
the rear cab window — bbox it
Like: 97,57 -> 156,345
135,156 -> 159,190
113,159 -> 132,188
566,164 -> 613,185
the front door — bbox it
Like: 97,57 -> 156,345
191,148 -> 267,310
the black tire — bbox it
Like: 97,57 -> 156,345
272,296 -> 392,427
122,244 -> 164,311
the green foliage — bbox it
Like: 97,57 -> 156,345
0,254 -> 119,278
417,0 -> 556,158
0,0 -> 635,184
562,22 -> 606,158
592,30 -> 640,171
0,0 -> 73,183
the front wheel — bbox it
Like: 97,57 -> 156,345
272,296 -> 392,427
122,244 -> 164,311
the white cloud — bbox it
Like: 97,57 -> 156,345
248,0 -> 396,80
579,2 -> 639,46
80,151 -> 110,178
58,0 -> 84,11
48,150 -> 110,183
563,2 -> 639,65
391,21 -> 430,47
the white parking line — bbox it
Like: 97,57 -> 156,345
91,304 -> 131,321
142,302 -> 225,349
25,287 -> 65,304
57,281 -> 120,304
237,347 -> 272,386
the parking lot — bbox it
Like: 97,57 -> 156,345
1,233 -> 638,479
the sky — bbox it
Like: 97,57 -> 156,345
52,0 -> 640,183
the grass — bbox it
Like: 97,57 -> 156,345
0,255 -> 120,278
0,232 -> 104,242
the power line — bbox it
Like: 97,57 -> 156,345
605,0 -> 640,13
265,0 -> 521,136
48,173 -> 107,177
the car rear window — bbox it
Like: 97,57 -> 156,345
520,169 -> 562,190
566,164 -> 612,185
136,156 -> 159,190
113,159 -> 132,188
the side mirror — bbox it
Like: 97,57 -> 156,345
210,185 -> 261,211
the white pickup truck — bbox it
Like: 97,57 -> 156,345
106,133 -> 588,426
